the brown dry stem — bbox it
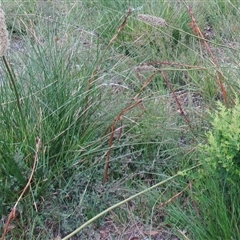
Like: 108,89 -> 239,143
159,70 -> 193,129
1,137 -> 41,240
103,99 -> 144,184
83,9 -> 132,130
134,73 -> 157,100
185,5 -> 230,106
158,182 -> 190,209
87,8 -> 132,92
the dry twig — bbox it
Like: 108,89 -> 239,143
185,5 -> 230,106
158,182 -> 190,209
103,100 -> 144,184
1,137 -> 41,240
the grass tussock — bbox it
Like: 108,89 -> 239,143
0,0 -> 240,239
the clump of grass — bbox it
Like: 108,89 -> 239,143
1,0 -> 240,239
166,164 -> 240,239
0,6 -> 35,239
0,6 -> 109,239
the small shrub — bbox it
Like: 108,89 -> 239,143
166,100 -> 240,239
202,100 -> 240,185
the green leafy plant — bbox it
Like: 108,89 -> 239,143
203,100 -> 240,184
166,99 -> 240,239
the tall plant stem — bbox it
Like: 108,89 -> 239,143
62,164 -> 201,240
2,56 -> 25,129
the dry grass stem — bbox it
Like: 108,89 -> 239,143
145,61 -> 205,70
158,183 -> 190,208
186,6 -> 230,106
103,100 -> 144,184
1,137 -> 41,240
159,70 -> 193,129
83,9 -> 132,130
105,8 -> 132,49
134,73 -> 156,100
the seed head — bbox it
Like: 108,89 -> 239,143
135,64 -> 156,73
0,7 -> 9,56
138,14 -> 167,27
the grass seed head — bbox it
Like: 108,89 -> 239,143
135,64 -> 156,73
0,7 -> 10,56
137,14 -> 167,27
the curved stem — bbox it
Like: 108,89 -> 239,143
62,164 -> 201,240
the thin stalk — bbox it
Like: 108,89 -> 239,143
62,164 -> 201,240
2,56 -> 25,130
